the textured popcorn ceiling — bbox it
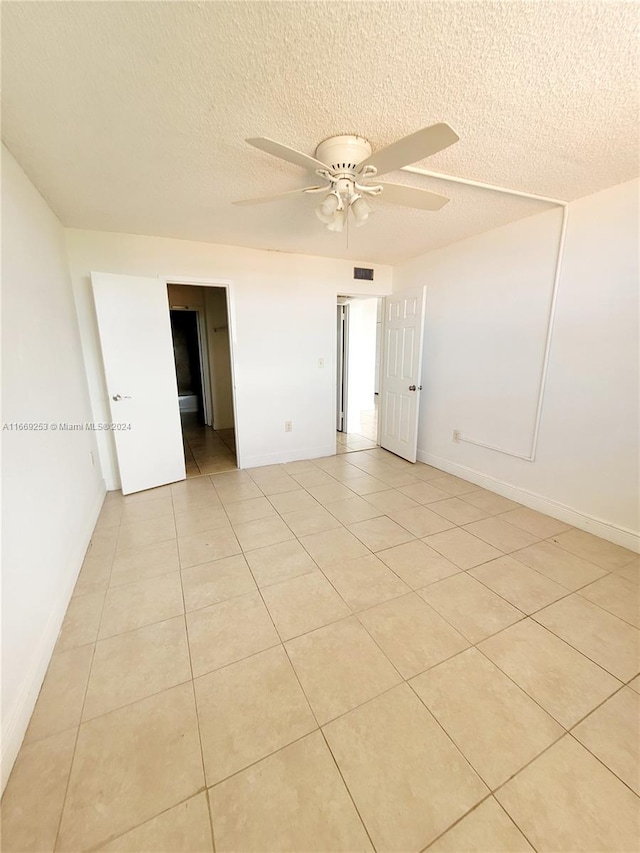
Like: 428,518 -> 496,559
2,1 -> 638,264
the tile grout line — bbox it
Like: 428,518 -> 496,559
166,469 -> 637,730
405,675 -> 500,789
236,466 -> 386,850
171,484 -> 218,853
563,729 -> 640,801
465,560 -> 622,625
415,793 -> 495,852
526,611 -> 638,681
318,724 -> 380,851
211,474 -> 383,844
238,467 -> 569,846
361,573 -> 639,817
490,796 -> 541,853
455,543 -> 633,632
78,598 -> 619,850
79,790 -> 210,852
484,706 -> 639,810
417,792 -> 541,853
297,643 -> 509,853
215,481 -> 324,753
572,586 -> 639,629
472,637 -> 616,744
204,471 -> 405,848
15,448 -> 637,851
205,728 -> 321,791
51,498 -> 123,852
59,477 -> 636,729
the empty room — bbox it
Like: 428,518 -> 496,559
1,2 -> 638,851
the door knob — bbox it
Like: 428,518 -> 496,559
112,394 -> 132,401
409,385 -> 416,391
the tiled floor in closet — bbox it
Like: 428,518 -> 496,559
181,416 -> 237,476
2,448 -> 639,852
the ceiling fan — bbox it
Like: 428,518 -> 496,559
233,123 -> 459,232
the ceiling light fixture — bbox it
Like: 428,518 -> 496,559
235,125 -> 460,233
326,206 -> 346,233
315,185 -> 374,233
350,194 -> 370,226
315,190 -> 342,225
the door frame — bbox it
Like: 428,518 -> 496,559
161,276 -> 242,467
374,298 -> 383,444
336,302 -> 350,432
334,293 -> 386,453
195,308 -> 213,426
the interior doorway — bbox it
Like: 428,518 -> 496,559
168,283 -> 237,476
336,295 -> 382,454
170,309 -> 205,419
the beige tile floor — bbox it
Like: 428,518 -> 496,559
337,403 -> 378,454
182,416 -> 237,477
336,430 -> 378,454
3,448 -> 640,852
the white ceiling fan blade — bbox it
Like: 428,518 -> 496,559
378,182 -> 450,211
233,186 -> 326,206
246,137 -> 330,172
358,123 -> 459,177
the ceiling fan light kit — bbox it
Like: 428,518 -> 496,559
326,207 -> 346,233
350,195 -> 370,225
320,191 -> 340,216
234,123 -> 460,232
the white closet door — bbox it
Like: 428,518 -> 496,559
92,272 -> 185,494
380,286 -> 426,462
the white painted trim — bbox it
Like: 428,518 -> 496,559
244,444 -> 336,469
400,166 -> 569,206
398,168 -> 571,465
333,291 -> 388,456
163,275 -> 233,288
452,204 -> 569,462
196,308 -> 213,427
1,481 -> 106,792
341,302 -> 350,432
417,449 -> 640,554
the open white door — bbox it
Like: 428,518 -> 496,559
92,272 -> 186,494
380,286 -> 426,462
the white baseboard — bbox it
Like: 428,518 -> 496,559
242,444 -> 337,469
418,450 -> 640,554
1,480 -> 106,793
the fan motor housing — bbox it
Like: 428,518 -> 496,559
315,135 -> 372,172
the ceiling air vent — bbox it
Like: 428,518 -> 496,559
353,267 -> 374,281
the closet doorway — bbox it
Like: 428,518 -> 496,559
336,295 -> 382,454
168,284 -> 237,476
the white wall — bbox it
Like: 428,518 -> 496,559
65,230 -> 392,486
394,179 -> 639,550
1,146 -> 105,788
346,297 -> 379,434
